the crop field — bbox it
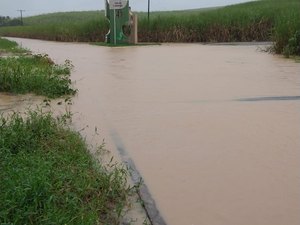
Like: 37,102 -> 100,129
0,11 -> 108,42
0,0 -> 299,55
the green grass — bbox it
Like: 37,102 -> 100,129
0,38 -> 77,98
0,54 -> 77,98
0,37 -> 27,54
0,109 -> 133,225
0,0 -> 299,55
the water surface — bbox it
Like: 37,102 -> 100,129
5,38 -> 300,225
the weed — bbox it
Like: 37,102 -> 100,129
283,30 -> 300,57
0,109 -> 133,225
0,54 -> 77,98
0,39 -> 77,98
0,37 -> 27,54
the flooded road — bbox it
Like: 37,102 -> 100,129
5,38 -> 300,225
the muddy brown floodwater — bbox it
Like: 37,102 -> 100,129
5,38 -> 300,225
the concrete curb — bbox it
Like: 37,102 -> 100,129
110,130 -> 167,225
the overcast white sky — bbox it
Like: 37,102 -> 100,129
1,0 -> 254,18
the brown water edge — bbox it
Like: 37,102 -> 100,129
0,93 -> 44,114
0,97 -> 150,225
5,38 -> 300,225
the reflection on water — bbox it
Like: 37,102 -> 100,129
3,38 -> 300,225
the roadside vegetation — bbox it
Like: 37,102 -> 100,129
0,38 -> 138,224
0,109 -> 133,225
0,38 -> 77,98
0,37 -> 27,54
0,0 -> 299,56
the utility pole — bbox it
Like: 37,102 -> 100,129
17,9 -> 25,25
147,0 -> 150,23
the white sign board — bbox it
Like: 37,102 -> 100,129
109,0 -> 128,9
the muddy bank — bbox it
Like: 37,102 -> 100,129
4,38 -> 300,225
0,93 -> 43,113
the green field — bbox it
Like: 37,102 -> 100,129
0,11 -> 108,42
0,0 -> 299,55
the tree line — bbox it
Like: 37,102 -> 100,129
0,16 -> 23,26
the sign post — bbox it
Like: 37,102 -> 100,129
105,0 -> 138,45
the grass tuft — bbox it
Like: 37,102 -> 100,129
0,109 -> 133,225
0,54 -> 77,98
0,38 -> 77,98
0,38 -> 27,54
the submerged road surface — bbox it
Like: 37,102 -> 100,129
8,38 -> 300,225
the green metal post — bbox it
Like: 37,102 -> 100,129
105,0 -> 130,45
